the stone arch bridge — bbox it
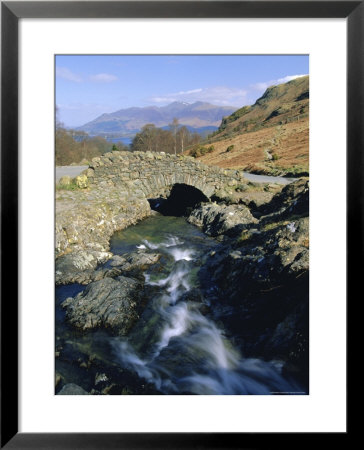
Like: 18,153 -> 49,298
86,150 -> 245,199
56,151 -> 247,266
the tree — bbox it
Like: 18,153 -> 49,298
157,129 -> 174,154
132,124 -> 158,152
130,121 -> 205,155
169,118 -> 179,156
177,126 -> 190,154
189,132 -> 201,146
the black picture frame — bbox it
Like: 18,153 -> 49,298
1,1 -> 357,448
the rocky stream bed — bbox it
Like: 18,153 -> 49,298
55,176 -> 309,395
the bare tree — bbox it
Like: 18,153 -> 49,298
169,117 -> 179,156
177,126 -> 190,154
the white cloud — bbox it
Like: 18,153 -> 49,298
148,86 -> 247,106
175,88 -> 203,95
56,67 -> 83,83
89,73 -> 118,83
251,74 -> 308,91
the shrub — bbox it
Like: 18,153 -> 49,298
190,145 -> 214,158
56,179 -> 79,191
226,145 -> 235,153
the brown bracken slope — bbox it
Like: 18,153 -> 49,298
189,75 -> 309,177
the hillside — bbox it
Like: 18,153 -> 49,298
191,76 -> 309,177
78,101 -> 235,137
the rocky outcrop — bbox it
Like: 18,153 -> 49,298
56,250 -> 161,285
61,276 -> 144,336
188,203 -> 258,237
212,183 -> 281,209
55,250 -> 112,285
258,177 -> 309,220
202,216 -> 308,295
198,178 -> 309,387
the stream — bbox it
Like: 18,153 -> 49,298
56,214 -> 304,395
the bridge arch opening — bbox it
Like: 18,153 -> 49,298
148,183 -> 209,217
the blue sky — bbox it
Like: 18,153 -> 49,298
56,55 -> 308,127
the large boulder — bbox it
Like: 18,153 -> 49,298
61,276 -> 144,335
188,203 -> 258,237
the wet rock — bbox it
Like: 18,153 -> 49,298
188,203 -> 258,237
110,252 -> 161,271
55,250 -> 112,285
90,266 -> 123,282
57,383 -> 89,395
61,276 -> 144,336
179,288 -> 204,304
109,255 -> 127,267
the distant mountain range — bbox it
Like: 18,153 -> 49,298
77,101 -> 236,137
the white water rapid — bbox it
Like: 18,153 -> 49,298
112,235 -> 303,395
